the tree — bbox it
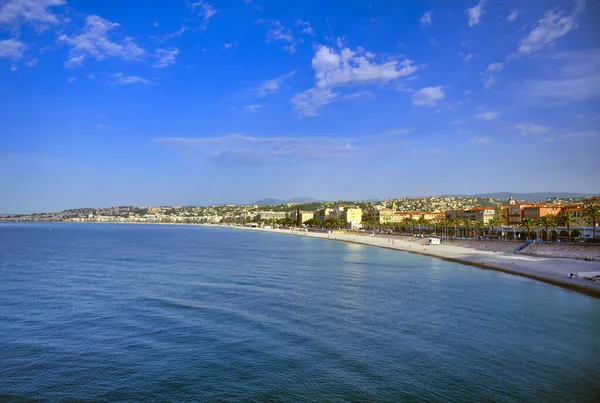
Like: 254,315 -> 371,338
584,204 -> 600,240
475,221 -> 486,239
520,217 -> 535,240
537,216 -> 556,241
464,220 -> 472,239
559,212 -> 577,242
487,218 -> 500,240
304,218 -> 321,228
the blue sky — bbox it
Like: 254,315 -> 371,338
1,0 -> 599,213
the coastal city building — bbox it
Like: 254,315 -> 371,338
255,211 -> 288,221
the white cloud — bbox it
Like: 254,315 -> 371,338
411,148 -> 442,155
0,0 -> 65,28
420,11 -> 432,27
513,122 -> 549,135
67,76 -> 76,83
256,70 -> 295,97
59,15 -> 145,66
483,75 -> 496,89
156,133 -> 355,166
222,42 -> 237,50
545,130 -> 600,142
110,73 -> 154,85
463,90 -> 472,96
453,120 -> 466,125
486,62 -> 504,72
265,21 -> 299,54
191,1 -> 217,30
507,9 -> 519,22
10,65 -> 17,72
291,43 -> 420,116
296,19 -> 314,35
0,38 -> 27,60
466,0 -> 486,27
26,57 -> 37,67
312,44 -> 418,88
243,104 -> 261,113
522,49 -> 600,105
341,90 -> 374,101
412,86 -> 445,107
462,53 -> 472,62
64,54 -> 84,68
471,136 -> 492,144
154,48 -> 179,68
475,111 -> 499,120
291,87 -> 339,117
157,27 -> 186,42
518,2 -> 584,55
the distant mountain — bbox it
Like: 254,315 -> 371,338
252,197 -> 322,205
470,192 -> 599,201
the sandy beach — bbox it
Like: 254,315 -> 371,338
234,226 -> 600,299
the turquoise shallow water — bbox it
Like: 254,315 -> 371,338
1,223 -> 599,402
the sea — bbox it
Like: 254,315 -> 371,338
1,223 -> 599,402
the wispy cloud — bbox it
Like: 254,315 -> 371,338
256,70 -> 295,97
513,122 -> 549,135
545,130 -> 600,142
191,1 -> 217,30
507,9 -> 519,22
0,0 -> 65,29
517,1 -> 584,55
471,136 -> 492,144
155,27 -> 187,43
466,0 -> 486,27
475,111 -> 499,120
522,49 -> 600,105
296,19 -> 314,35
154,48 -> 179,67
486,62 -> 504,72
222,41 -> 237,50
461,53 -> 472,62
264,20 -> 300,54
0,38 -> 27,60
291,87 -> 339,117
243,104 -> 261,113
110,73 -> 154,85
59,15 -> 145,67
412,86 -> 445,107
420,11 -> 432,27
156,134 -> 355,166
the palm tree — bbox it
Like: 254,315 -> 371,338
520,217 -> 535,240
417,217 -> 428,235
537,215 -> 556,241
584,204 -> 600,241
487,218 -> 500,240
475,221 -> 486,239
559,212 -> 577,242
464,220 -> 473,239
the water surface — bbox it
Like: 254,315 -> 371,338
1,223 -> 599,401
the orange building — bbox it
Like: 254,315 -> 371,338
560,203 -> 588,224
523,204 -> 562,220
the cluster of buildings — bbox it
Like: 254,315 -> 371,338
264,196 -> 599,229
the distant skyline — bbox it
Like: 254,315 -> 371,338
1,0 -> 599,213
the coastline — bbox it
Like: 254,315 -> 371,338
232,226 -> 600,299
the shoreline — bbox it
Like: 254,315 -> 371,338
233,226 -> 600,299
4,221 -> 599,299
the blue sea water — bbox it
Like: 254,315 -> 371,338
1,223 -> 599,402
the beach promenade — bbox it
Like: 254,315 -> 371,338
235,226 -> 600,299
